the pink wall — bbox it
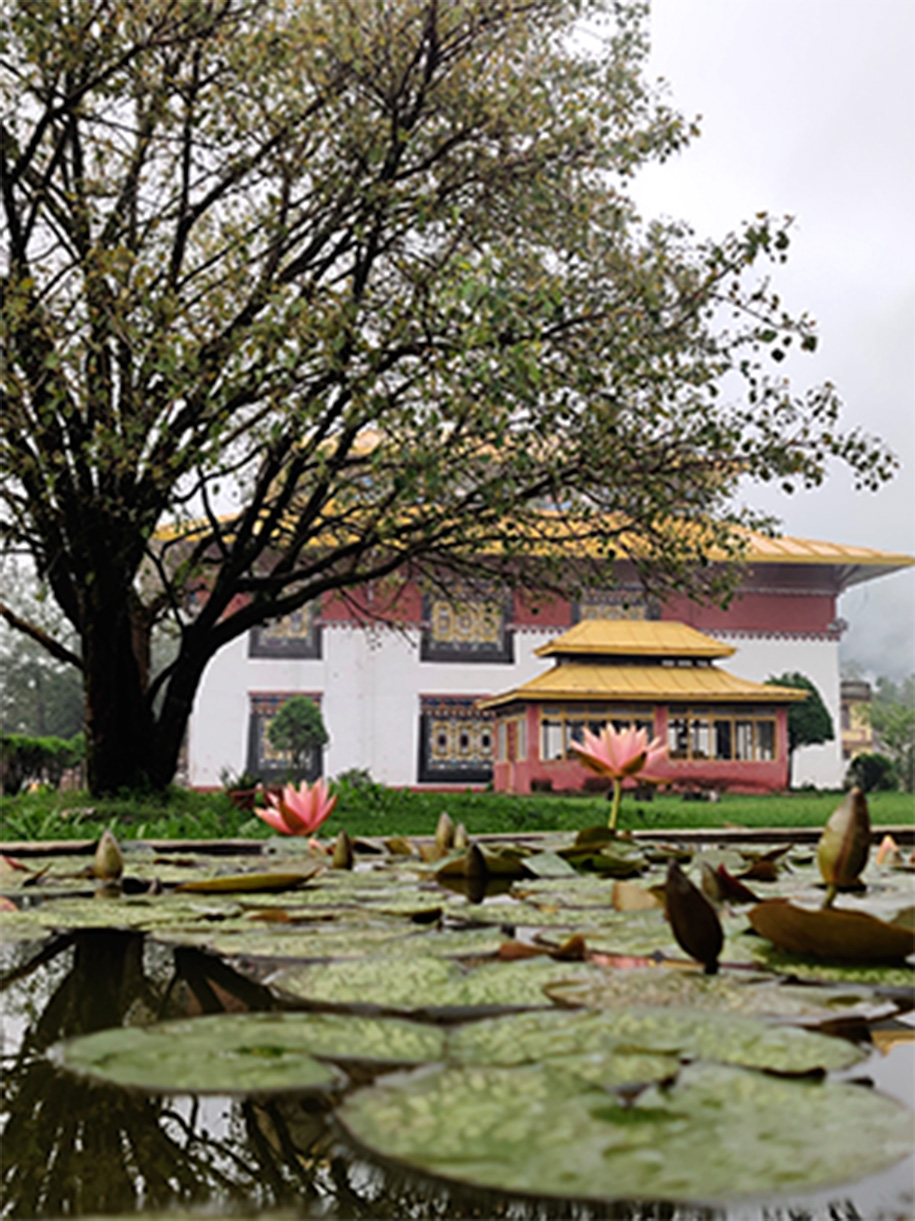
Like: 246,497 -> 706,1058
492,706 -> 791,794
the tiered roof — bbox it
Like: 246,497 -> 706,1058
480,620 -> 808,710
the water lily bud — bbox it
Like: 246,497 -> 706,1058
665,860 -> 723,974
875,834 -> 901,868
464,842 -> 489,904
435,811 -> 455,853
332,829 -> 354,870
93,829 -> 124,881
453,821 -> 469,850
817,788 -> 870,903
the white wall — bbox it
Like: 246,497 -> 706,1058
713,634 -> 844,789
188,623 -> 556,788
188,623 -> 844,790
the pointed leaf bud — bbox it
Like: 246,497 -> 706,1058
817,787 -> 870,902
93,829 -> 124,881
435,811 -> 455,852
332,829 -> 354,870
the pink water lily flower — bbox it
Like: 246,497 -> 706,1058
571,724 -> 667,781
571,724 -> 668,832
254,779 -> 338,836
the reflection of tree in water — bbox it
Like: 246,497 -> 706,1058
0,931 -> 323,1218
0,932 -> 873,1221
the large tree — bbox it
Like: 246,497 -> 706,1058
1,0 -> 894,794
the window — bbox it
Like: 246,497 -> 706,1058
249,605 -> 321,659
667,706 -> 778,763
247,693 -> 323,782
541,706 -> 655,762
420,590 -> 514,663
417,696 -> 494,783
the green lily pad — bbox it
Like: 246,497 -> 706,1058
339,1060 -> 913,1202
271,953 -> 605,1015
447,1005 -> 864,1075
542,962 -> 899,1025
52,1014 -> 351,1095
15,894 -> 244,933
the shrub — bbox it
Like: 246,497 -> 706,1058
0,732 -> 85,795
846,752 -> 898,793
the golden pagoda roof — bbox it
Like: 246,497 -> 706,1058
479,663 -> 809,711
535,620 -> 735,660
736,532 -> 913,588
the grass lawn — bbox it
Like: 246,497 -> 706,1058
1,782 -> 912,844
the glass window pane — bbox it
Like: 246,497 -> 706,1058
668,717 -> 688,760
714,719 -> 732,760
690,717 -> 711,760
756,720 -> 775,761
542,719 -> 564,761
566,720 -> 586,750
497,722 -> 507,763
517,718 -> 527,762
735,721 -> 754,760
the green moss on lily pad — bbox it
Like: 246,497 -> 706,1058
542,963 -> 900,1024
52,1011 -> 447,1095
271,954 -> 606,1015
52,1014 -> 350,1095
447,1004 -> 864,1075
338,1060 -> 913,1203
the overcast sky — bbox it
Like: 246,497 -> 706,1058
628,0 -> 914,680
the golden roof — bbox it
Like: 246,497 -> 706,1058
535,620 -> 735,660
479,663 -> 809,711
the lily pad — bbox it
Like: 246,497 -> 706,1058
52,1014 -> 351,1095
447,1005 -> 864,1076
339,1060 -> 913,1202
543,963 -> 903,1025
271,954 -> 605,1015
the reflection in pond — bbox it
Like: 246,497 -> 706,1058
0,932 -> 911,1220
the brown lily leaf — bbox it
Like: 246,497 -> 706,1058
739,845 -> 791,864
715,865 -> 761,903
737,860 -> 779,883
498,940 -> 545,961
748,899 -> 915,963
665,861 -> 724,974
612,879 -> 664,912
550,933 -> 588,961
175,868 -> 321,894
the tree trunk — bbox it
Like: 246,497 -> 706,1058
83,605 -> 156,795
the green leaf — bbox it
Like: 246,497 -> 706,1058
53,1014 -> 352,1095
339,1061 -> 913,1202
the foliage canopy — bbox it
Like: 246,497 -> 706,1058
1,0 -> 894,793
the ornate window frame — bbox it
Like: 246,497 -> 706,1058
419,591 -> 514,664
417,695 -> 494,783
249,605 -> 322,659
573,591 -> 659,623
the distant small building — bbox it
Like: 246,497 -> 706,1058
479,620 -> 807,794
840,679 -> 873,760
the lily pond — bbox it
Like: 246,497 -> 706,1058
1,824 -> 913,1220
